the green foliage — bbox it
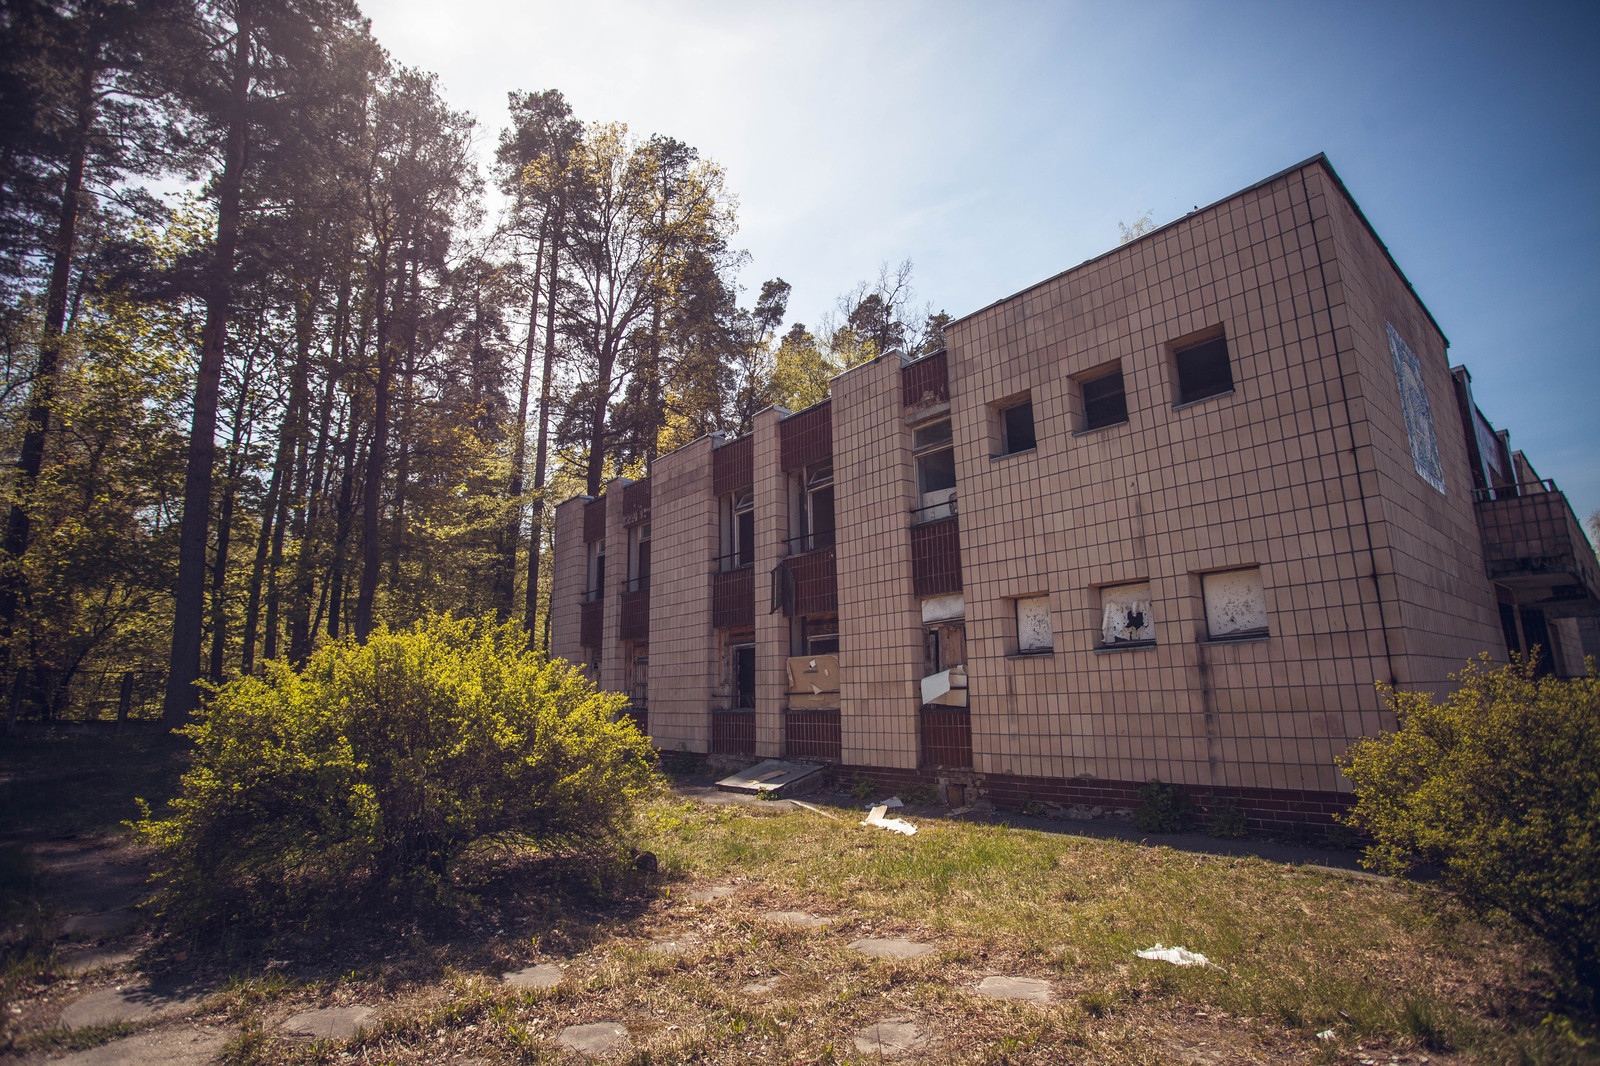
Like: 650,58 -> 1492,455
1204,797 -> 1248,839
1338,655 -> 1600,994
848,774 -> 879,802
1133,779 -> 1196,833
134,614 -> 659,920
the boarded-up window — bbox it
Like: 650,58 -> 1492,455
1202,569 -> 1268,639
1015,595 -> 1053,652
1100,582 -> 1154,644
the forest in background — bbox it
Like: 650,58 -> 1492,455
0,0 -> 949,729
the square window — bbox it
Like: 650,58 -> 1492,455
1081,368 -> 1128,431
1174,334 -> 1233,405
1100,581 -> 1154,645
1015,594 -> 1053,652
1000,398 -> 1036,454
1201,568 -> 1269,639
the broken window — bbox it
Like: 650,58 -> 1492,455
912,418 -> 956,521
1015,594 -> 1053,653
1080,366 -> 1129,431
627,523 -> 651,592
1201,568 -> 1268,639
1100,581 -> 1154,645
721,491 -> 754,570
999,397 -> 1036,455
802,614 -> 839,655
799,462 -> 834,551
1174,333 -> 1234,406
585,539 -> 606,602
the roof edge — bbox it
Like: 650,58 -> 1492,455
947,153 -> 1448,348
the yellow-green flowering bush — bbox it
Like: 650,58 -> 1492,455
136,615 -> 658,920
1339,655 -> 1600,995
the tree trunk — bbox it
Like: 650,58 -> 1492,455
207,346 -> 258,682
1,64 -> 96,706
499,221 -> 547,621
164,2 -> 252,724
354,236 -> 394,640
525,214 -> 562,633
239,440 -> 284,675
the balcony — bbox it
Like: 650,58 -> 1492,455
619,583 -> 649,641
910,515 -> 962,597
772,543 -> 838,616
1474,481 -> 1600,614
579,599 -> 603,647
712,565 -> 755,629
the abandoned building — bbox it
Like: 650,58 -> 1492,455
549,153 -> 1600,829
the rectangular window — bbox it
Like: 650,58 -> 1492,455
801,463 -> 834,551
1001,399 -> 1036,454
732,643 -> 756,708
1202,568 -> 1268,639
1174,334 -> 1233,405
803,614 -> 839,655
1100,581 -> 1154,645
628,523 -> 651,592
586,539 -> 606,602
722,491 -> 754,570
1015,594 -> 1053,653
912,418 -> 956,521
1081,367 -> 1128,431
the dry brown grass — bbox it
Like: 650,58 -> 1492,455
8,796 -> 1595,1064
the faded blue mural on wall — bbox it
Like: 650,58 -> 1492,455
1387,321 -> 1446,494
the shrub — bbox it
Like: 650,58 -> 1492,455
1204,797 -> 1248,838
1133,779 -> 1195,833
135,614 -> 659,920
1338,655 -> 1600,994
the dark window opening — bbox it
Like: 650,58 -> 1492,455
1082,369 -> 1128,430
1001,400 -> 1036,454
733,644 -> 756,708
1175,335 -> 1233,405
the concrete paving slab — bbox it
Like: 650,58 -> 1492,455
848,938 -> 935,960
716,759 -> 824,798
54,1023 -> 233,1065
761,911 -> 827,928
556,1021 -> 630,1058
57,981 -> 210,1028
502,962 -> 564,990
55,945 -> 137,974
684,886 -> 735,903
853,1018 -> 930,1059
281,1005 -> 379,1040
647,932 -> 703,955
975,975 -> 1053,1003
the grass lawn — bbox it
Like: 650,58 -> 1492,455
1,737 -> 1592,1065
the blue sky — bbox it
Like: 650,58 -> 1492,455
363,0 -> 1600,530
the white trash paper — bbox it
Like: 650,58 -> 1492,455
862,804 -> 917,835
1134,943 -> 1211,967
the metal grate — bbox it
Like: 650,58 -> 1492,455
712,434 -> 754,496
583,496 -> 607,542
901,349 -> 949,410
780,401 -> 832,471
619,587 -> 650,641
709,711 -> 756,756
780,547 -> 838,616
785,710 -> 841,762
712,567 -> 755,629
920,708 -> 973,768
910,516 -> 963,596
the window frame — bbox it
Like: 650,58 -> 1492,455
1172,331 -> 1235,408
998,397 -> 1037,456
1079,365 -> 1129,433
912,417 -> 957,521
1013,593 -> 1054,654
1200,567 -> 1270,641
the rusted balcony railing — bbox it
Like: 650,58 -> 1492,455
712,567 -> 755,629
910,515 -> 962,597
619,587 -> 650,641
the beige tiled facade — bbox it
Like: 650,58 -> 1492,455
552,155 -> 1600,828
